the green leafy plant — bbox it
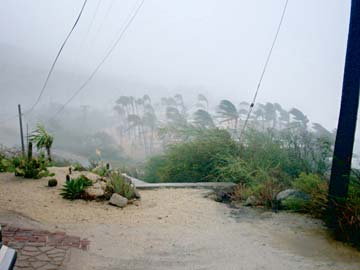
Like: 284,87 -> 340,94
73,163 -> 86,171
144,129 -> 240,183
15,143 -> 52,179
329,170 -> 360,248
92,164 -> 108,177
0,155 -> 16,173
107,171 -> 135,200
292,173 -> 328,217
29,124 -> 54,162
60,175 -> 93,200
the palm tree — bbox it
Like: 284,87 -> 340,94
116,96 -> 131,115
127,114 -> 147,153
237,102 -> 249,122
217,100 -> 239,130
29,124 -> 54,161
289,108 -> 309,129
166,106 -> 187,126
143,109 -> 157,153
274,103 -> 289,129
264,102 -> 277,129
312,123 -> 332,138
161,97 -> 177,107
193,109 -> 215,128
143,94 -> 151,105
197,94 -> 209,111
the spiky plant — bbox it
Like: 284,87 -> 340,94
60,175 -> 92,200
29,124 -> 54,162
107,171 -> 135,200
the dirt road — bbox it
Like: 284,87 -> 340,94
1,169 -> 360,269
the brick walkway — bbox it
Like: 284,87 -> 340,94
1,224 -> 89,270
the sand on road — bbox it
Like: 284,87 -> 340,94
1,167 -> 360,270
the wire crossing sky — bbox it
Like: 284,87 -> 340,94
25,0 -> 88,116
49,0 -> 146,121
0,0 -> 354,132
240,0 -> 289,138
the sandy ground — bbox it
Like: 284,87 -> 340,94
1,167 -> 360,270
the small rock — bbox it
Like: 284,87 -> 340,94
109,193 -> 128,208
212,184 -> 236,202
85,185 -> 105,198
276,189 -> 310,202
244,195 -> 257,206
99,181 -> 107,190
133,187 -> 141,199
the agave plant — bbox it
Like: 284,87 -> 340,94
60,175 -> 93,200
29,124 -> 54,162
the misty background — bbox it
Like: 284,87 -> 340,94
0,0 -> 359,163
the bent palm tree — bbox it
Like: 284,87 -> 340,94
216,100 -> 239,129
193,109 -> 215,128
289,108 -> 309,129
197,94 -> 209,111
30,124 -> 54,161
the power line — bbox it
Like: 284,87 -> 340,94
48,0 -> 146,121
0,0 -> 88,124
82,0 -> 101,47
94,0 -> 116,39
240,0 -> 289,139
25,0 -> 89,116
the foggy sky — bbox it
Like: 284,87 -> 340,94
0,0 -> 357,134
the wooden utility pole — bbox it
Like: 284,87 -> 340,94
18,104 -> 25,155
328,0 -> 360,228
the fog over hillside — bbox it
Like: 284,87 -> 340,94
0,0 -> 359,160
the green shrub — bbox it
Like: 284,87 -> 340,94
60,175 -> 93,200
91,162 -> 109,176
215,157 -> 255,184
252,178 -> 284,208
242,129 -> 332,178
107,171 -> 135,200
292,173 -> 328,218
330,171 -> 360,248
143,155 -> 167,183
231,183 -> 252,202
15,155 -> 51,179
144,129 -> 240,182
282,197 -> 308,212
73,163 -> 86,171
0,156 -> 16,172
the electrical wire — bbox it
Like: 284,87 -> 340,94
25,0 -> 89,117
48,0 -> 146,121
94,0 -> 116,39
0,0 -> 89,124
239,0 -> 289,139
82,0 -> 101,47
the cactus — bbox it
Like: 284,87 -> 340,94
27,141 -> 33,161
48,179 -> 58,187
